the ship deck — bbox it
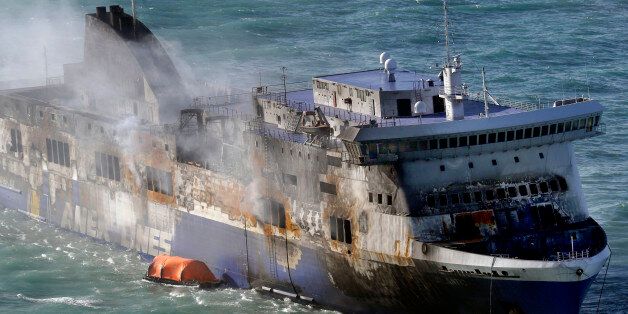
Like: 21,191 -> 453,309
257,89 -> 525,127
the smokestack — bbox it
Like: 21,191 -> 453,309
109,5 -> 123,29
96,6 -> 106,20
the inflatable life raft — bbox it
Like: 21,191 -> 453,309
144,255 -> 221,288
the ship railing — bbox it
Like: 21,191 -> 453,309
438,86 -> 470,97
45,76 -> 64,86
471,93 -> 592,112
556,249 -> 590,261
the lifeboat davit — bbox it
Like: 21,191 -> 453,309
144,255 -> 221,288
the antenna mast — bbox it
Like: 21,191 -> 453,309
443,0 -> 451,65
131,0 -> 137,36
482,67 -> 489,118
281,67 -> 287,104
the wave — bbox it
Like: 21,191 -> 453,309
16,293 -> 102,309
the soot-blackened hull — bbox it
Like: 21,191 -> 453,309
0,185 -> 593,313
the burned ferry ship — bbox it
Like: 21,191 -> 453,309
0,4 -> 610,313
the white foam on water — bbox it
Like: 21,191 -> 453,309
16,293 -> 102,309
106,257 -> 114,265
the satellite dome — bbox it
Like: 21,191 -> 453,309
384,58 -> 397,72
414,101 -> 428,114
379,52 -> 390,64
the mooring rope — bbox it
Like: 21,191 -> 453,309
489,255 -> 497,314
596,245 -> 612,314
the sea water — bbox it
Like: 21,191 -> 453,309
0,0 -> 626,312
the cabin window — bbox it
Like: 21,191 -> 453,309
557,122 -> 564,133
328,156 -> 342,167
491,159 -> 497,166
440,165 -> 445,171
558,177 -> 569,191
46,138 -> 70,167
518,185 -> 528,196
488,133 -> 496,143
438,193 -> 448,207
10,129 -> 23,153
524,128 -> 532,139
533,127 -> 540,137
426,194 -> 436,207
320,182 -> 337,195
514,156 -> 520,163
478,134 -> 487,145
539,152 -> 544,159
439,138 -> 448,149
496,188 -> 507,199
145,166 -> 173,195
368,192 -> 373,203
468,162 -> 474,169
377,194 -> 383,204
541,125 -> 549,136
396,99 -> 412,116
497,132 -> 506,142
549,124 -> 557,134
564,121 -> 572,132
594,115 -> 600,126
462,192 -> 472,204
387,194 -> 393,205
529,183 -> 539,195
507,186 -> 518,198
469,135 -> 478,146
506,130 -> 515,141
586,117 -> 594,131
451,194 -> 460,205
473,191 -> 483,202
330,216 -> 352,244
283,173 -> 297,186
95,152 -> 120,181
459,136 -> 467,146
539,181 -> 549,193
549,179 -> 560,192
579,118 -> 586,130
419,140 -> 428,150
515,129 -> 524,140
485,190 -> 495,201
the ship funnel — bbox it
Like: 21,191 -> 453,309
384,58 -> 397,82
440,54 -> 465,121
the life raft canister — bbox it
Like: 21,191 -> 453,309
145,255 -> 220,288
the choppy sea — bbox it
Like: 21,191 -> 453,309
0,0 -> 626,312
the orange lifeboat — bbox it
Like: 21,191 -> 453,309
144,255 -> 221,288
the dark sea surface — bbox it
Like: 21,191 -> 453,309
0,0 -> 626,312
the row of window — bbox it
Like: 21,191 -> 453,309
330,216 -> 352,244
10,129 -> 22,153
95,152 -> 121,181
440,153 -> 544,172
315,81 -> 330,90
365,115 -> 600,155
46,138 -> 70,167
145,166 -> 173,196
368,192 -> 393,206
425,177 -> 569,208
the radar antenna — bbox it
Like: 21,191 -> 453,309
131,0 -> 137,36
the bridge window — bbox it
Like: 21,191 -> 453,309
426,194 -> 436,207
473,191 -> 483,202
498,132 -> 506,142
462,192 -> 472,204
506,130 -> 515,141
451,193 -> 460,205
533,127 -> 541,137
507,186 -> 518,198
429,139 -> 438,150
541,125 -> 549,136
549,179 -> 560,192
515,129 -> 524,140
557,123 -> 564,133
488,133 -> 496,143
564,121 -> 572,132
10,129 -> 22,153
449,137 -> 458,148
479,134 -> 487,145
95,152 -> 120,181
524,128 -> 532,139
469,135 -> 477,146
459,136 -> 467,146
558,177 -> 569,191
438,193 -> 448,207
485,190 -> 495,201
549,124 -> 557,134
496,188 -> 507,199
439,138 -> 448,149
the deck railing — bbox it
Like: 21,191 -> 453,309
556,249 -> 590,261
